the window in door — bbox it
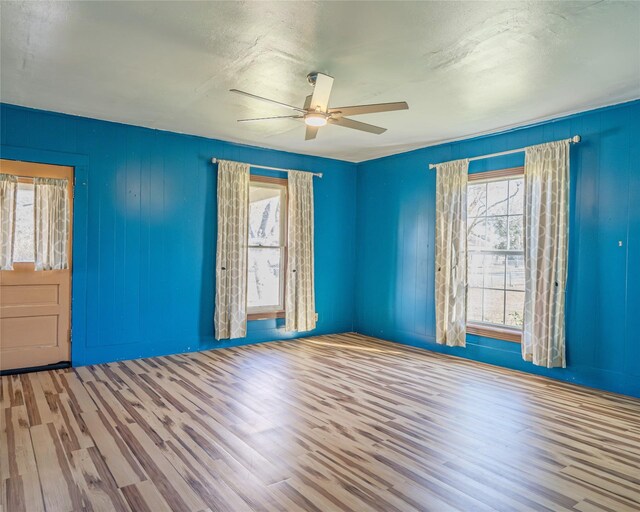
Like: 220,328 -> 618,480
14,181 -> 35,263
467,168 -> 524,342
247,176 -> 287,319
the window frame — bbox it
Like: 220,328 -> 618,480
467,166 -> 524,343
247,174 -> 287,321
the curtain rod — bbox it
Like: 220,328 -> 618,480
428,135 -> 581,170
211,158 -> 322,178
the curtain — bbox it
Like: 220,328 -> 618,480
286,170 -> 316,332
34,177 -> 70,271
522,140 -> 569,368
435,159 -> 469,347
0,173 -> 18,270
214,160 -> 250,340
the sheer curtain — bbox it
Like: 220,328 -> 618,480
435,159 -> 469,347
523,140 -> 570,368
34,177 -> 70,271
0,173 -> 18,270
285,170 -> 316,332
214,160 -> 250,340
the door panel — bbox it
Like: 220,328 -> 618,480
2,316 -> 59,349
0,160 -> 73,371
1,284 -> 59,306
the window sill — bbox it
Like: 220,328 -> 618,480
247,311 -> 285,321
467,323 -> 522,343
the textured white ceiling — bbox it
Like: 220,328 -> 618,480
1,1 -> 639,162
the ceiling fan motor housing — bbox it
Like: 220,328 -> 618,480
306,72 -> 319,86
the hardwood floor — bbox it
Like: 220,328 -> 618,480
2,333 -> 639,512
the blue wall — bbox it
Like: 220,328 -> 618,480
3,100 -> 639,398
355,100 -> 640,398
1,104 -> 357,365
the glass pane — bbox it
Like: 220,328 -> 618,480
486,180 -> 509,215
468,253 -> 484,287
247,247 -> 281,308
508,178 -> 524,215
468,218 -> 487,250
484,253 -> 505,289
14,183 -> 35,262
483,289 -> 505,324
249,185 -> 282,247
505,291 -> 525,327
486,216 -> 508,250
508,216 -> 523,250
467,183 -> 486,218
466,176 -> 525,330
506,255 -> 525,290
467,288 -> 483,323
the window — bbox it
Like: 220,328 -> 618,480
247,176 -> 287,319
467,168 -> 524,342
14,181 -> 35,263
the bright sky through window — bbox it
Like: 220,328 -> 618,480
247,181 -> 286,313
14,182 -> 35,263
467,176 -> 525,329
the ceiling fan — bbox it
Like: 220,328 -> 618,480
230,72 -> 409,140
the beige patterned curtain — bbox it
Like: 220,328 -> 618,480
214,160 -> 250,339
435,159 -> 469,347
522,140 -> 569,368
34,177 -> 70,271
286,170 -> 316,332
0,173 -> 18,270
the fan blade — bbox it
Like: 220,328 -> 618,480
329,102 -> 408,116
238,115 -> 301,122
329,117 -> 386,134
230,89 -> 306,113
309,73 -> 334,112
305,125 -> 319,140
303,94 -> 312,110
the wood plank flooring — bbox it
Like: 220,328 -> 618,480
2,333 -> 640,512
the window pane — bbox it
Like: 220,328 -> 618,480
484,253 -> 505,289
467,183 -> 486,218
466,176 -> 525,330
249,185 -> 281,247
247,247 -> 281,308
486,216 -> 508,250
508,216 -> 523,250
506,255 -> 525,290
486,180 -> 509,215
483,289 -> 505,324
468,218 -> 487,249
468,253 -> 485,287
505,291 -> 525,327
14,183 -> 35,262
508,178 -> 524,215
467,288 -> 483,323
